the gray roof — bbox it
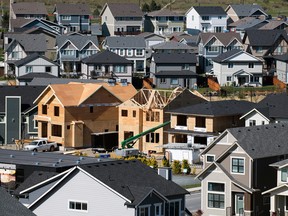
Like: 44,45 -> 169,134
155,70 -> 197,77
270,158 -> 288,168
55,3 -> 90,15
56,35 -> 99,50
153,52 -> 197,64
0,86 -> 45,113
228,123 -> 288,159
228,4 -> 266,17
105,3 -> 143,17
91,23 -> 102,36
14,53 -> 58,67
105,36 -> 146,48
274,53 -> 288,62
167,100 -> 254,116
193,6 -> 226,16
82,50 -> 133,64
244,29 -> 288,46
18,73 -> 58,80
228,17 -> 268,30
213,49 -> 243,63
28,77 -> 103,86
4,33 -> 47,52
12,2 -> 47,15
148,9 -> 183,17
152,41 -> 193,50
79,160 -> 188,205
199,32 -> 242,46
0,187 -> 36,216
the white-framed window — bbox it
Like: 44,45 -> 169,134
110,48 -> 117,54
62,16 -> 71,20
119,49 -> 125,56
45,66 -> 51,73
127,49 -> 133,56
22,116 -> 28,123
169,200 -> 181,216
192,15 -> 194,21
214,26 -> 222,33
231,157 -> 245,174
62,50 -> 75,56
207,46 -> 219,52
154,203 -> 162,216
160,78 -> 166,84
86,50 -> 97,56
228,63 -> 233,68
249,119 -> 256,126
139,204 -> 151,216
11,51 -> 19,59
171,78 -> 178,85
114,65 -> 125,73
248,63 -> 254,68
207,182 -> 225,209
0,116 -> 5,123
26,66 -> 32,73
206,155 -> 215,162
136,49 -> 144,56
94,65 -> 101,70
281,168 -> 288,182
182,64 -> 189,70
202,16 -> 209,20
68,200 -> 88,212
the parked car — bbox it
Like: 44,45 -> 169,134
24,139 -> 58,152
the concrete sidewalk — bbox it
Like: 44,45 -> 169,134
186,187 -> 201,193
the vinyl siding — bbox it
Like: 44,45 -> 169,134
6,97 -> 21,144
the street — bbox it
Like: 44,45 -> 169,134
186,192 -> 201,212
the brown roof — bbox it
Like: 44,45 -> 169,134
101,83 -> 137,102
199,32 -> 242,46
55,3 -> 90,15
104,3 -> 143,17
11,18 -> 32,29
259,20 -> 288,30
12,2 -> 47,15
148,9 -> 183,17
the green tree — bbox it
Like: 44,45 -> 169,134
2,11 -> 9,31
181,159 -> 191,174
162,157 -> 169,167
142,2 -> 150,12
147,157 -> 158,168
150,0 -> 161,11
172,160 -> 181,174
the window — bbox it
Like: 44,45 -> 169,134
248,63 -> 254,68
127,49 -> 133,56
182,64 -> 189,70
228,63 -> 233,68
262,121 -> 265,125
12,51 -> 19,59
208,193 -> 224,209
54,106 -> 59,116
45,66 -> 51,73
67,125 -> 70,130
192,15 -> 194,21
26,66 -> 32,73
62,16 -> 71,20
119,49 -> 125,56
24,15 -> 30,19
0,116 -> 5,123
90,106 -> 93,113
195,117 -> 205,128
22,116 -> 27,123
281,168 -> 287,182
256,47 -> 263,53
133,110 -> 136,117
155,204 -> 162,216
136,60 -> 144,71
136,49 -> 144,56
146,132 -> 159,143
69,201 -> 87,211
114,65 -> 125,73
42,105 -> 47,114
62,50 -> 75,56
34,120 -> 38,128
208,182 -> 225,192
52,124 -> 62,137
139,205 -> 150,216
160,78 -> 166,84
146,111 -> 160,122
206,155 -> 215,162
177,115 -> 187,126
171,78 -> 179,85
227,76 -> 232,82
249,120 -> 256,126
231,158 -> 244,173
202,16 -> 209,20
121,110 -> 128,117
207,46 -> 219,52
169,200 -> 180,216
218,16 -> 222,19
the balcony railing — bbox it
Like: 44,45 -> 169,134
114,31 -> 141,36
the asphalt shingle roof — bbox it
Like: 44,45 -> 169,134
12,2 -> 47,15
56,35 -> 99,50
18,73 -> 58,80
152,41 -> 193,50
244,29 -> 288,46
155,70 -> 197,77
228,17 -> 267,30
211,49 -> 242,63
199,32 -> 242,46
0,187 -> 36,216
82,50 -> 132,64
153,52 -> 197,64
148,9 -> 183,17
228,4 -> 266,17
106,3 -> 143,17
55,3 -> 90,15
105,36 -> 146,48
167,100 -> 254,116
193,6 -> 226,15
14,53 -> 58,67
228,123 -> 288,159
0,86 -> 45,113
274,53 -> 288,62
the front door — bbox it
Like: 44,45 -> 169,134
235,194 -> 244,216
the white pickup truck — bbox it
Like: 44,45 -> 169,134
24,139 -> 58,152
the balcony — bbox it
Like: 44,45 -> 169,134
114,31 -> 141,36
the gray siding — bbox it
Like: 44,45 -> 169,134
156,77 -> 197,89
6,97 -> 21,144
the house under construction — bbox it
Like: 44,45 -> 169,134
118,87 -> 206,153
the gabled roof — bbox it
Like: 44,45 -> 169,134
147,9 -> 183,17
0,187 -> 36,216
0,86 -> 45,113
101,3 -> 143,17
212,49 -> 262,63
155,70 -> 197,77
56,35 -> 99,50
228,17 -> 268,30
243,29 -> 288,46
18,73 -> 58,80
226,4 -> 267,17
167,100 -> 254,117
152,41 -> 193,50
189,6 -> 226,16
12,2 -> 47,15
199,32 -> 242,47
82,50 -> 132,64
4,33 -> 47,52
137,32 -> 166,40
153,52 -> 197,64
259,20 -> 288,30
228,123 -> 288,159
54,3 -> 90,15
14,53 -> 58,67
239,107 -> 270,121
270,159 -> 288,169
105,36 -> 146,48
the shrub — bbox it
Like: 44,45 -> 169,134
172,160 -> 181,174
162,157 -> 169,167
181,159 -> 191,174
147,157 -> 158,168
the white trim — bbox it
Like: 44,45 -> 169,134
240,108 -> 270,121
58,39 -> 79,51
79,41 -> 100,52
139,204 -> 151,216
206,181 -> 226,210
154,203 -> 162,216
230,156 -> 245,175
206,154 -> 215,163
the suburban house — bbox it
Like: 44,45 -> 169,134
225,4 -> 268,23
118,88 -> 206,153
34,82 -> 137,149
240,93 -> 288,126
150,52 -> 198,89
17,160 -> 189,216
151,41 -> 195,54
185,6 -> 227,33
144,9 -> 185,35
81,50 -> 134,83
197,32 -> 243,73
212,49 -> 263,86
100,3 -> 144,36
4,34 -> 47,76
55,35 -> 99,77
263,158 -> 288,214
53,3 -> 91,33
102,36 -> 147,76
197,123 -> 288,215
14,53 -> 59,85
274,53 -> 288,83
0,86 -> 45,145
243,29 -> 288,73
137,32 -> 166,49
